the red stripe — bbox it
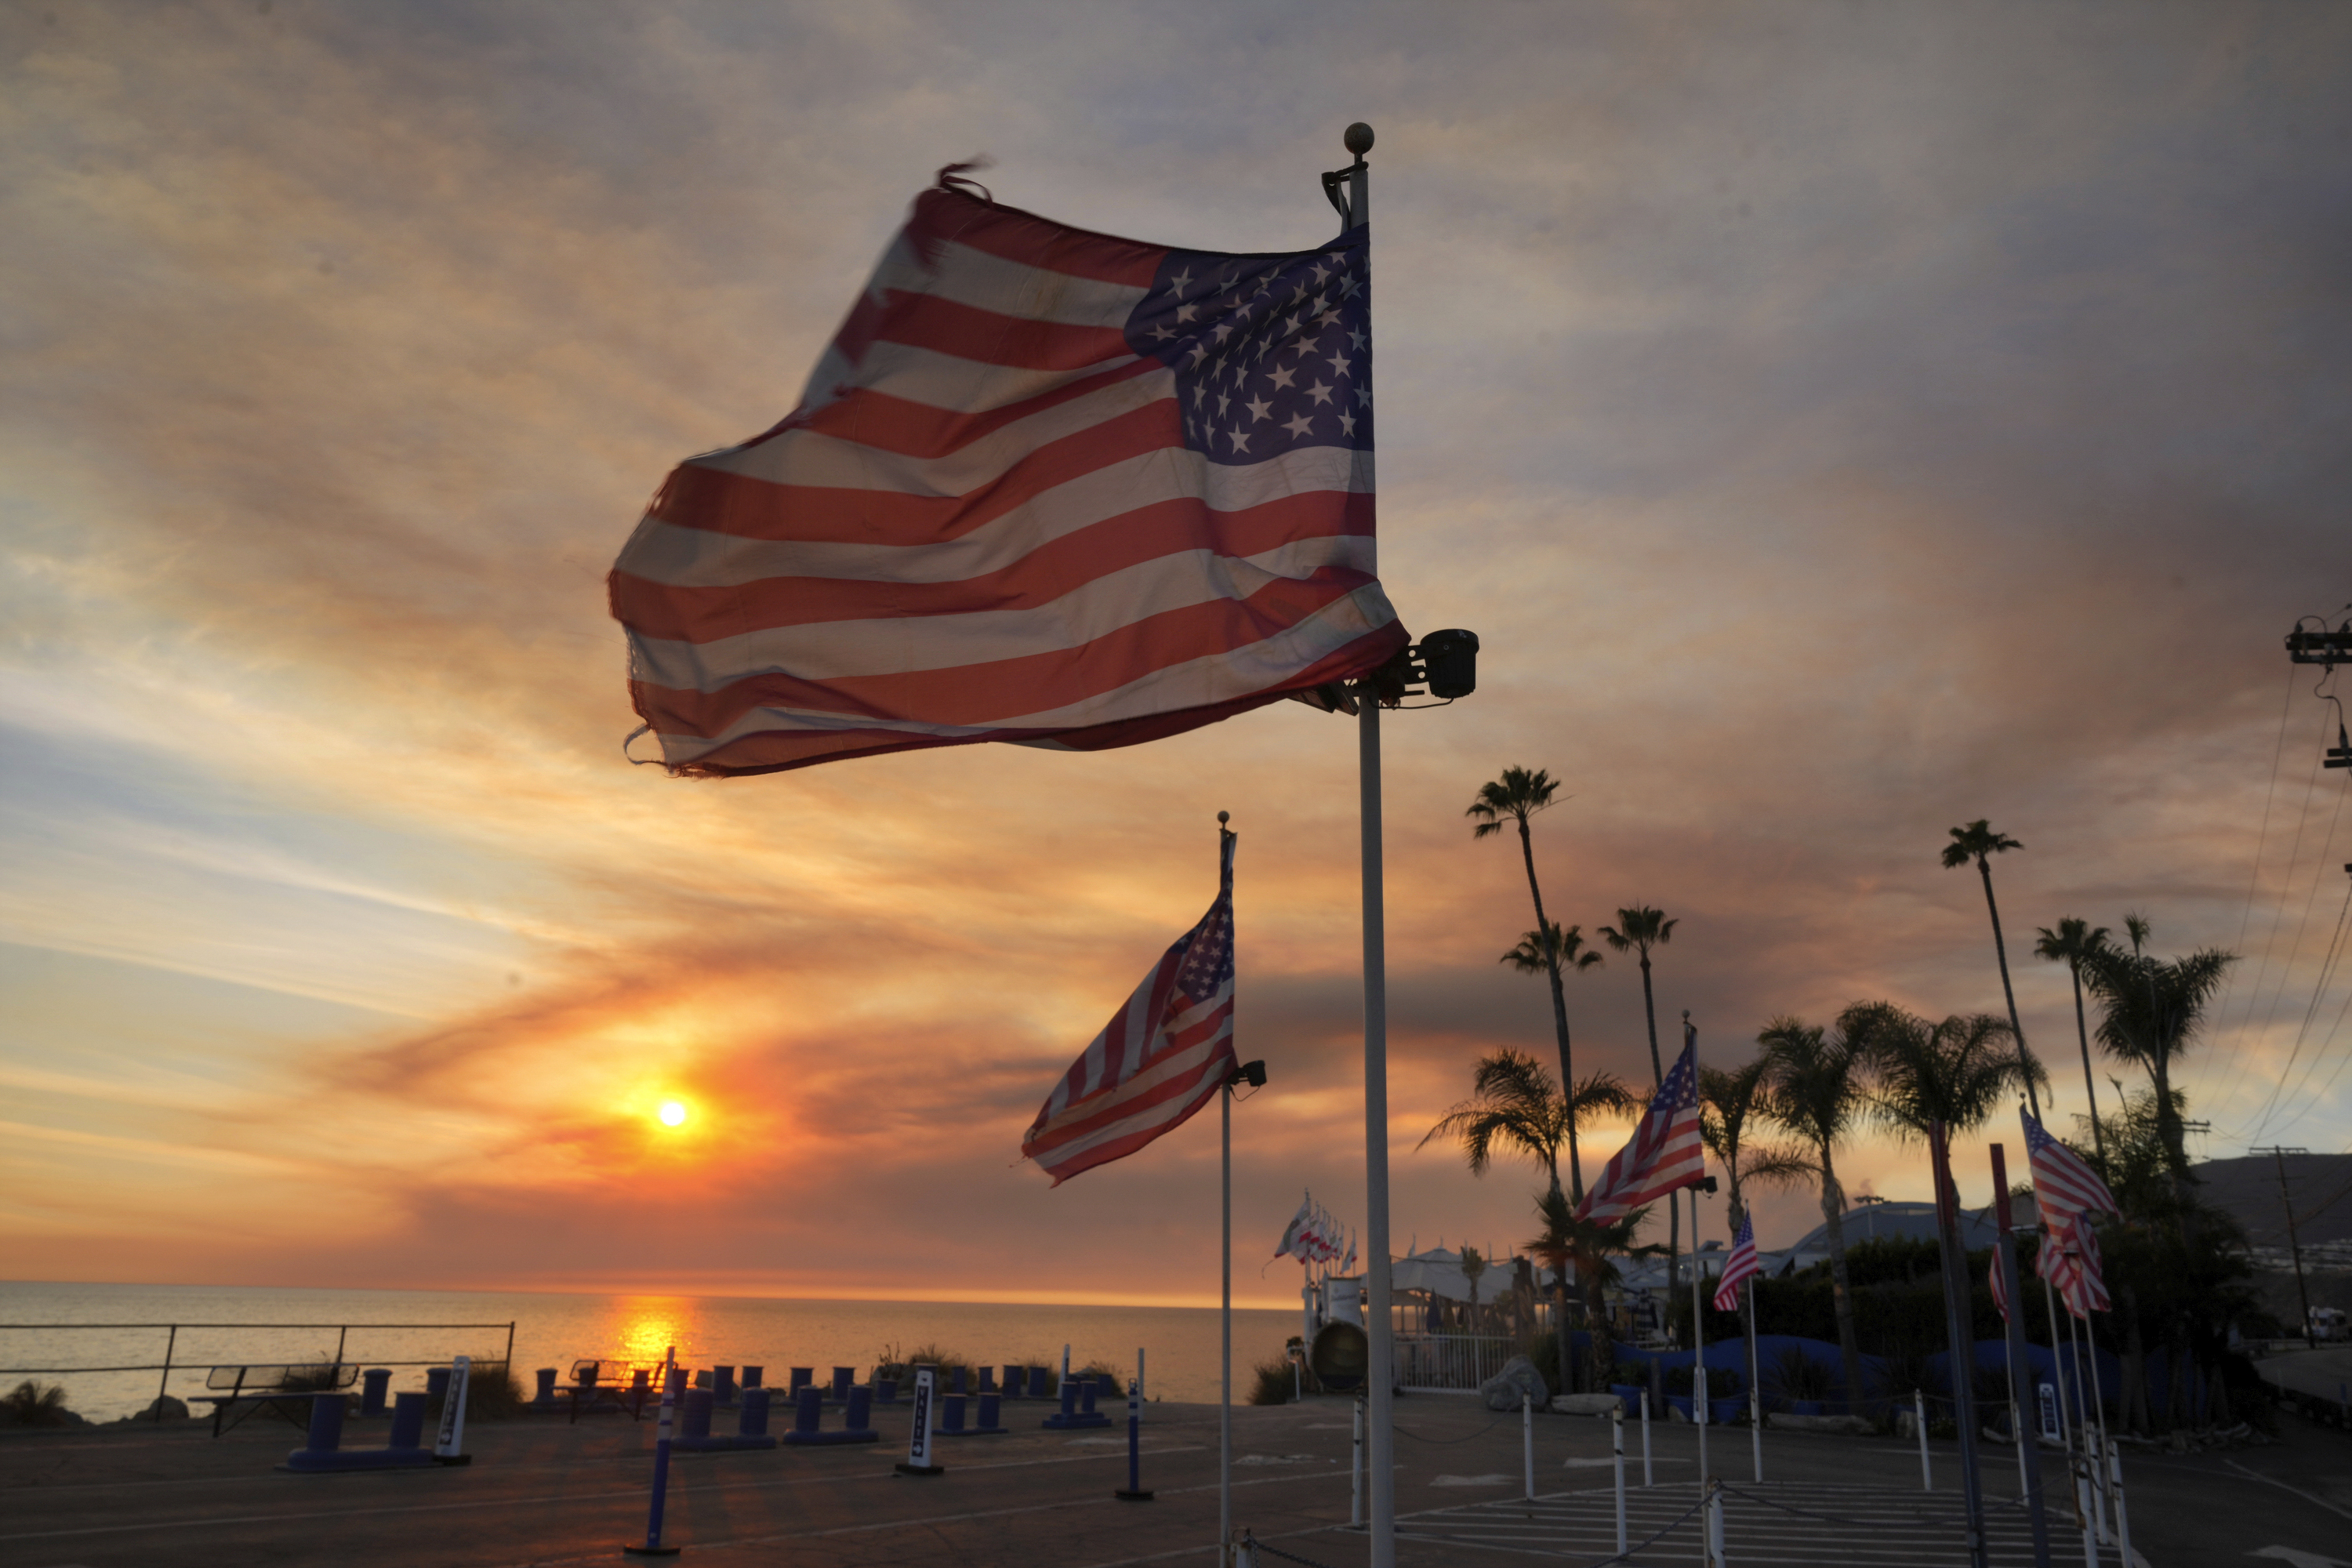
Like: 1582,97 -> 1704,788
637,564 -> 1377,735
877,292 -> 1133,372
1033,1065 -> 1232,1186
1027,998 -> 1236,1150
649,401 -> 1183,545
907,187 -> 1165,289
793,358 -> 1159,459
1025,1036 -> 1232,1159
641,625 -> 1404,779
612,490 -> 1377,641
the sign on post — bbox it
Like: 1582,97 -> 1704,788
435,1356 -> 471,1464
2037,1382 -> 2061,1444
896,1366 -> 943,1475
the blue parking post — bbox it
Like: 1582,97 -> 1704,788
623,1350 -> 682,1558
1115,1378 -> 1152,1501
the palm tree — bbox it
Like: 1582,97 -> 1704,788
2079,924 -> 2236,1177
2034,917 -> 2113,1162
1417,1049 -> 1634,1201
1599,906 -> 1682,1294
1758,1014 -> 1875,1415
1461,1245 -> 1488,1332
1497,919 -> 1603,1195
1849,1000 -> 2042,1450
1942,819 -> 2045,1119
1697,1058 -> 1817,1237
1526,1188 -> 1660,1396
1469,767 -> 1588,1195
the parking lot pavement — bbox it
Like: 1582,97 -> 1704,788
2,1395 -> 2346,1566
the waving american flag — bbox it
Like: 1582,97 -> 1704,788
1577,1032 -> 1705,1224
2024,1109 -> 2118,1225
612,171 -> 1404,777
1022,830 -> 1237,1184
1712,1211 -> 1762,1312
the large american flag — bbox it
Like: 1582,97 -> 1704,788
1577,1036 -> 1705,1224
1021,830 -> 1237,1184
1712,1210 -> 1762,1312
610,172 -> 1406,777
2024,1109 -> 2118,1225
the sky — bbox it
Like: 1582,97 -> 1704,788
4,0 -> 2350,1308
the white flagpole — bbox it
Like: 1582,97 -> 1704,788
1336,118 -> 1396,1568
1221,1076 -> 1233,1566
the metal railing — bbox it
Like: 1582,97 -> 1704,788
0,1321 -> 515,1421
1392,1333 -> 1519,1392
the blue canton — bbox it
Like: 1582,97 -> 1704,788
1123,227 -> 1372,465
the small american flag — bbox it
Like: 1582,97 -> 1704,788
2024,1109 -> 2118,1225
1991,1240 -> 2010,1323
1577,1033 -> 1705,1224
1021,830 -> 1236,1184
1712,1211 -> 1762,1312
2038,1211 -> 2112,1317
611,171 -> 1405,777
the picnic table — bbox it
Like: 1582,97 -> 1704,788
194,1363 -> 358,1437
562,1359 -> 656,1422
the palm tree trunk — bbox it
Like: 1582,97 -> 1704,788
2070,960 -> 2104,1162
1516,820 -> 1582,1200
1817,1144 -> 1867,1417
1639,953 -> 1679,1316
1556,1277 -> 1576,1397
1975,856 -> 2042,1118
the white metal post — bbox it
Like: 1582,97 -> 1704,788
1641,1388 -> 1653,1486
1918,1389 -> 1933,1492
1351,1388 -> 1365,1526
1613,1405 -> 1628,1555
1522,1389 -> 1534,1500
1692,1187 -> 1709,1486
1359,629 -> 1397,1566
1221,1080 -> 1233,1567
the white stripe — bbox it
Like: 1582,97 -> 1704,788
621,445 -> 1373,590
654,580 -> 1396,761
1030,1023 -> 1232,1150
633,535 -> 1377,691
1033,1030 -> 1233,1167
698,367 -> 1176,498
840,337 -> 1138,421
874,238 -> 1150,332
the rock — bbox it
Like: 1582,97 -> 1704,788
1773,1413 -> 1875,1436
1551,1393 -> 1626,1417
138,1396 -> 191,1422
1478,1355 -> 1550,1413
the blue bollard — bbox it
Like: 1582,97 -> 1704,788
949,1365 -> 967,1395
742,1365 -> 764,1392
829,1367 -> 853,1403
531,1368 -> 557,1409
937,1394 -> 967,1435
388,1391 -> 428,1450
740,1387 -> 771,1438
1115,1378 -> 1152,1500
361,1368 -> 392,1417
304,1392 -> 347,1454
681,1388 -> 713,1440
845,1385 -> 873,1434
782,1382 -> 876,1446
693,1369 -> 711,1391
713,1366 -> 737,1406
877,1377 -> 899,1404
1044,1370 -> 1111,1430
793,1386 -> 823,1435
426,1367 -> 451,1407
1029,1366 -> 1050,1399
979,1366 -> 997,1394
975,1392 -> 1005,1433
1081,1380 -> 1100,1417
789,1367 -> 813,1397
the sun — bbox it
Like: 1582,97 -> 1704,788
657,1099 -> 688,1128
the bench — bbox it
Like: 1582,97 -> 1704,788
564,1359 -> 657,1423
194,1363 -> 359,1438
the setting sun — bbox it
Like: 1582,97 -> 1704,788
657,1100 -> 688,1128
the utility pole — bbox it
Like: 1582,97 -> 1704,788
2252,1146 -> 2315,1348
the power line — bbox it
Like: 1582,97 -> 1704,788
2240,864 -> 2352,1147
2216,662 -> 2303,1040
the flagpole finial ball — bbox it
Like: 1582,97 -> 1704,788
1218,811 -> 1230,824
1344,122 -> 1374,157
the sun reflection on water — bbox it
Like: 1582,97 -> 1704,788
612,1298 -> 698,1366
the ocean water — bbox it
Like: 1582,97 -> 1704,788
0,1281 -> 1301,1422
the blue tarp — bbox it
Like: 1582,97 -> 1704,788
1569,1330 -> 2127,1414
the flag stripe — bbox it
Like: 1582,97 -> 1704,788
873,292 -> 1136,372
1025,1013 -> 1235,1154
867,238 -> 1151,330
633,563 -> 1381,730
906,188 -> 1166,289
793,358 -> 1165,461
612,492 -> 1377,641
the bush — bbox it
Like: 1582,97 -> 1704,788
464,1365 -> 528,1421
1247,1356 -> 1298,1406
1768,1347 -> 1834,1402
876,1343 -> 976,1387
1613,1361 -> 1651,1389
2,1380 -> 78,1428
1663,1364 -> 1740,1397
